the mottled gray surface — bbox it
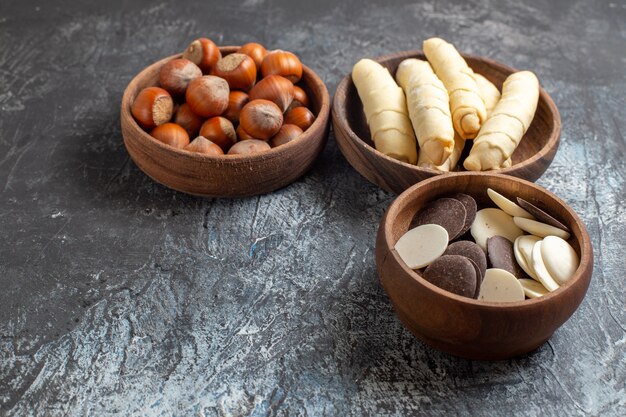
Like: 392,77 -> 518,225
0,0 -> 624,415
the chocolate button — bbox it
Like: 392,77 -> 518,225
443,240 -> 487,297
517,197 -> 570,233
540,236 -> 579,285
448,193 -> 477,239
487,188 -> 533,218
411,198 -> 466,242
519,278 -> 549,299
478,269 -> 525,302
394,224 -> 449,269
487,235 -> 529,280
513,216 -> 570,240
471,208 -> 524,250
514,235 -> 541,280
465,258 -> 483,299
422,255 -> 477,298
530,241 -> 560,292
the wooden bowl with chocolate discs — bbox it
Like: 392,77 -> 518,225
376,172 -> 593,360
332,45 -> 561,194
121,45 -> 330,198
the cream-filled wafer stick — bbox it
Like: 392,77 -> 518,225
476,74 -> 510,169
473,73 -> 511,169
418,71 -> 502,172
464,71 -> 539,171
423,38 -> 487,140
473,73 -> 501,116
352,59 -> 418,164
417,133 -> 464,171
419,71 -> 515,171
396,58 -> 455,165
418,139 -> 510,172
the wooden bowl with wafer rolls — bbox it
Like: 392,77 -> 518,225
332,49 -> 561,194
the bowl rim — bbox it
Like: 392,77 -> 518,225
332,49 -> 562,176
380,171 -> 593,310
121,45 -> 330,162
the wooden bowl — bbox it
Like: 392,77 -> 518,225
332,50 -> 561,194
121,47 -> 330,198
375,172 -> 592,360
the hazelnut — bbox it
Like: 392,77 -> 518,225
249,75 -> 294,112
269,124 -> 303,148
213,53 -> 257,91
184,136 -> 224,155
182,38 -> 221,73
224,91 -> 249,124
185,75 -> 229,118
173,103 -> 204,138
239,99 -> 283,140
236,125 -> 259,141
227,139 -> 271,155
131,86 -> 173,130
261,50 -> 303,83
150,123 -> 190,149
159,58 -> 202,96
199,117 -> 237,152
287,86 -> 309,111
238,42 -> 267,71
284,106 -> 315,131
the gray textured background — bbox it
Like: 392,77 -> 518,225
0,0 -> 624,415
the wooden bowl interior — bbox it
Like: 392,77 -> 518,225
120,47 -> 330,197
387,174 -> 586,277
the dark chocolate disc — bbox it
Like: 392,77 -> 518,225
422,255 -> 477,298
464,257 -> 483,299
444,240 -> 487,278
443,240 -> 487,297
517,197 -> 570,232
448,193 -> 477,239
410,198 -> 466,242
486,235 -> 529,280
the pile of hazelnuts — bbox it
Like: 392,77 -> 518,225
131,38 -> 316,155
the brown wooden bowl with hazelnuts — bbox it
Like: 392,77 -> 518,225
121,43 -> 330,198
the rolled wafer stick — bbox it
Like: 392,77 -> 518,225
464,71 -> 539,171
472,73 -> 501,116
418,133 -> 464,172
418,70 -> 503,171
352,59 -> 418,164
396,58 -> 455,165
423,38 -> 487,140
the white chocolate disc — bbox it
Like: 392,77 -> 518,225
513,216 -> 571,240
487,188 -> 534,219
394,224 -> 449,269
530,241 -> 560,291
478,268 -> 525,302
519,278 -> 549,298
541,236 -> 580,285
471,208 -> 524,250
513,235 -> 541,280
